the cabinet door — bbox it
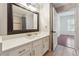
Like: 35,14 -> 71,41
42,37 -> 49,54
33,39 -> 43,56
33,45 -> 42,56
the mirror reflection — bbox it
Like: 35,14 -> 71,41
12,4 -> 38,31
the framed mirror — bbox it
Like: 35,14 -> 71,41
7,3 -> 39,34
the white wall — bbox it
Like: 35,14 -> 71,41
39,3 -> 50,33
0,4 -> 7,35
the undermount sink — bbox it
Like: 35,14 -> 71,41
26,35 -> 40,39
26,36 -> 34,39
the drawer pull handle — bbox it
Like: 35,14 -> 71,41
18,49 -> 26,54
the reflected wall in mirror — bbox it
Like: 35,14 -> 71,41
7,3 -> 39,34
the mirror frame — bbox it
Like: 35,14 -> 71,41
7,3 -> 39,35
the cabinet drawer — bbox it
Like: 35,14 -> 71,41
9,43 -> 32,56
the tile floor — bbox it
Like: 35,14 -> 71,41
45,45 -> 77,56
53,45 -> 77,56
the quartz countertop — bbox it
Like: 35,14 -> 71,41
2,32 -> 49,52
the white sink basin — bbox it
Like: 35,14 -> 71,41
26,37 -> 34,39
26,35 -> 40,39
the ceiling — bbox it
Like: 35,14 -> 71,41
53,3 -> 69,8
53,3 -> 77,13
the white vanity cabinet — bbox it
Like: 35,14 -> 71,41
1,36 -> 49,56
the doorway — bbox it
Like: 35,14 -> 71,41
57,9 -> 76,48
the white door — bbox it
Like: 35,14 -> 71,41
53,8 -> 58,51
74,7 -> 79,54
